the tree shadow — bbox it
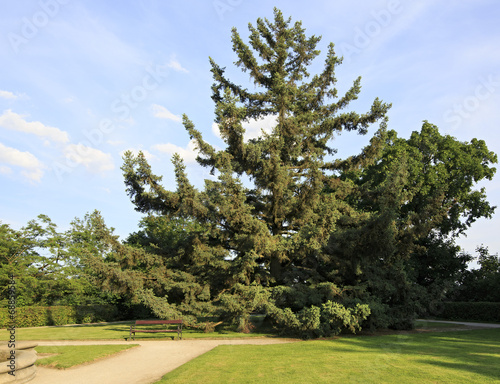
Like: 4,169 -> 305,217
46,307 -> 54,326
327,329 -> 500,382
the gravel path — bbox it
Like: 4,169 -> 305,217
31,338 -> 299,384
417,319 -> 500,328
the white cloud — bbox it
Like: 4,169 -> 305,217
0,90 -> 18,100
63,144 -> 114,173
167,56 -> 189,73
0,110 -> 70,144
212,115 -> 277,143
121,148 -> 156,162
152,139 -> 198,163
242,115 -> 276,141
151,104 -> 182,122
212,122 -> 221,139
0,142 -> 45,182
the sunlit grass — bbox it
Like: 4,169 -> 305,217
156,329 -> 500,384
35,344 -> 138,369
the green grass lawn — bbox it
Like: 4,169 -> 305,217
35,344 -> 139,369
0,322 -> 274,341
156,329 -> 500,384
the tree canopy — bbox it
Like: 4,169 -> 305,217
0,215 -> 105,307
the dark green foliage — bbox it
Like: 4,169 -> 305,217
69,210 -> 218,327
453,246 -> 500,302
434,302 -> 500,322
0,216 -> 105,307
354,123 -> 496,238
265,299 -> 370,339
327,122 -> 496,328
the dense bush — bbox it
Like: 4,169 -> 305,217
217,283 -> 371,338
433,302 -> 500,322
0,305 -> 122,328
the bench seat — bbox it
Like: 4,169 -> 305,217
129,319 -> 183,340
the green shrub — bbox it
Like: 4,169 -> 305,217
265,300 -> 370,339
0,305 -> 121,328
15,307 -> 47,327
48,306 -> 78,325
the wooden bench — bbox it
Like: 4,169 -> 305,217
129,319 -> 183,340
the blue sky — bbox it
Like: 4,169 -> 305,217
1,0 -> 499,261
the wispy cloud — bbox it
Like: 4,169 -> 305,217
0,165 -> 12,175
151,104 -> 182,122
0,142 -> 44,182
0,110 -> 70,144
152,139 -> 198,163
167,55 -> 189,73
0,90 -> 21,100
63,144 -> 114,173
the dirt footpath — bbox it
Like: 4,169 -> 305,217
31,338 -> 299,384
417,319 -> 500,329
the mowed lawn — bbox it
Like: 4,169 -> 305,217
35,344 -> 139,369
0,322 -> 272,340
157,329 -> 500,384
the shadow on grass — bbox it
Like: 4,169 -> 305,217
330,329 -> 500,382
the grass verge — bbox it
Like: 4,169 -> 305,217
35,344 -> 139,369
156,328 -> 500,384
414,320 -> 467,329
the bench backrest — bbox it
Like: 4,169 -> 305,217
135,320 -> 182,325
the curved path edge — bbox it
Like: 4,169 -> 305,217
31,338 -> 299,384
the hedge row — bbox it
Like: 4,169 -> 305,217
435,302 -> 500,323
0,305 -> 120,328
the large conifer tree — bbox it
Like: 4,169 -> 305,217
120,8 -> 390,335
123,8 -> 389,285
